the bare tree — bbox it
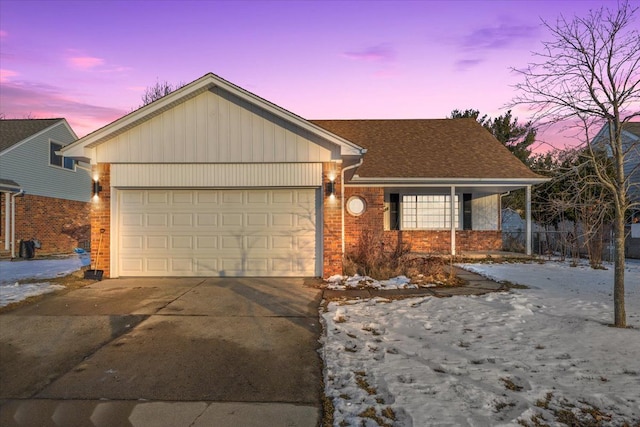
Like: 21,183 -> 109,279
140,79 -> 184,107
512,1 -> 640,327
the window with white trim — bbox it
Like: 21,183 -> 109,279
50,141 -> 75,170
401,194 -> 459,229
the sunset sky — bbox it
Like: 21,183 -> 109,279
0,0 -> 630,150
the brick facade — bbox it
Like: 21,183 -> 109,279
342,186 -> 502,261
0,193 -> 90,257
90,164 -> 111,277
322,162 -> 342,276
86,163 -> 501,279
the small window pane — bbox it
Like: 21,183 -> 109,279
63,157 -> 75,170
401,194 -> 459,229
50,142 -> 63,167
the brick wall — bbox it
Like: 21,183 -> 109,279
343,186 -> 502,258
323,163 -> 342,276
0,193 -> 90,257
90,164 -> 111,277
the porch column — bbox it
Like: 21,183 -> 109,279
451,185 -> 456,256
526,185 -> 532,256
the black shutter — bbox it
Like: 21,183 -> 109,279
390,193 -> 400,230
463,193 -> 472,230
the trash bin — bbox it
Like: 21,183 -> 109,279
18,239 -> 36,259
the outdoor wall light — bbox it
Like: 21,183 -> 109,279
93,180 -> 103,197
326,180 -> 336,197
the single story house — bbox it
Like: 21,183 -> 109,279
62,73 -> 546,278
0,118 -> 91,257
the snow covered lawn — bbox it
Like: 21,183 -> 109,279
0,254 -> 90,307
321,260 -> 640,426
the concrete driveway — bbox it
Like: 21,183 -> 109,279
0,277 -> 323,426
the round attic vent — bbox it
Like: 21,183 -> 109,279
346,196 -> 366,216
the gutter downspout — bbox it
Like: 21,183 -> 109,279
4,192 -> 9,250
341,158 -> 364,255
10,190 -> 25,258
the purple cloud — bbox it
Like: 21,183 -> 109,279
460,23 -> 538,51
68,56 -> 105,70
343,44 -> 396,62
455,58 -> 484,71
0,79 -> 126,136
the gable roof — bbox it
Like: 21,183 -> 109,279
0,119 -> 64,152
311,118 -> 544,181
62,73 -> 365,159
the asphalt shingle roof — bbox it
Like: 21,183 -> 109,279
0,119 -> 63,153
311,118 -> 542,180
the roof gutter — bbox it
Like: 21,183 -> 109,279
341,158 -> 364,255
348,176 -> 549,185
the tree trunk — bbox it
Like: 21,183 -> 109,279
613,209 -> 626,327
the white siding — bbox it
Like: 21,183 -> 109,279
111,163 -> 323,188
0,122 -> 91,202
96,87 -> 339,163
472,194 -> 499,230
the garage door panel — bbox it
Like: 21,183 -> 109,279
222,192 -> 243,204
196,213 -> 218,226
148,236 -> 168,249
196,236 -> 218,249
172,191 -> 193,204
147,214 -> 168,227
172,214 -> 193,226
195,258 -> 218,273
171,259 -> 193,273
147,259 -> 168,272
122,235 -> 143,250
121,258 -> 144,274
171,236 -> 193,249
118,189 -> 318,277
148,192 -> 168,204
221,213 -> 243,226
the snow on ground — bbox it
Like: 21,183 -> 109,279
321,260 -> 640,426
326,274 -> 422,290
0,253 -> 90,307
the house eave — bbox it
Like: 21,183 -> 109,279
346,176 -> 550,187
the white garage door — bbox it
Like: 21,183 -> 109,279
117,189 -> 318,277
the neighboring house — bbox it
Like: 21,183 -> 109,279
590,122 -> 640,259
590,122 -> 640,217
0,119 -> 91,257
62,73 -> 546,278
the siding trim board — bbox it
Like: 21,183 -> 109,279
111,163 -> 323,188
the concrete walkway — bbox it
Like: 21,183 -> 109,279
0,278 -> 322,427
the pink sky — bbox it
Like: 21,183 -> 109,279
0,0 -> 631,150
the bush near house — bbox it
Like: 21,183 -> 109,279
343,230 -> 461,286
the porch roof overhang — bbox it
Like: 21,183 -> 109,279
345,176 -> 550,193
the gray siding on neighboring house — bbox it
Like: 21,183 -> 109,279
0,122 -> 91,202
624,136 -> 640,206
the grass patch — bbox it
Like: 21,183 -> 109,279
358,407 -> 393,427
354,371 -> 377,395
500,377 -> 523,391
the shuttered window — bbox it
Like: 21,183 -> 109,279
401,195 -> 459,229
